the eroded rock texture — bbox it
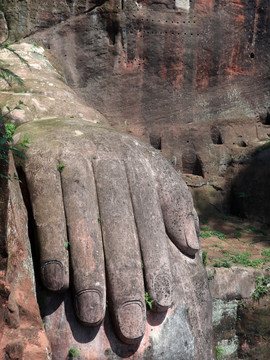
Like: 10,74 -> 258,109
208,266 -> 270,360
237,294 -> 270,360
24,0 -> 270,128
0,155 -> 51,360
0,10 -> 8,42
0,43 -> 213,359
0,0 -> 269,357
3,0 -> 269,219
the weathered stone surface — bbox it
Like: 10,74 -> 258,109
0,10 -> 8,43
3,0 -> 267,222
208,266 -> 256,359
207,266 -> 256,300
2,2 -> 270,222
237,294 -> 270,360
0,155 -> 51,360
0,43 -> 106,127
1,42 -> 213,359
42,244 -> 211,360
212,299 -> 239,360
0,1 -> 269,359
208,266 -> 270,360
27,1 -> 269,129
16,117 -> 212,359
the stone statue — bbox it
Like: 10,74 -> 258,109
1,43 -> 212,359
17,117 -> 199,340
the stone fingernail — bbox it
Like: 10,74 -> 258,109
153,274 -> 172,311
118,301 -> 145,343
185,218 -> 199,255
41,261 -> 64,291
75,290 -> 104,326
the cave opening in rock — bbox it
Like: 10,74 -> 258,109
211,126 -> 223,145
238,140 -> 247,147
260,112 -> 270,125
182,152 -> 204,177
149,134 -> 162,150
106,20 -> 119,46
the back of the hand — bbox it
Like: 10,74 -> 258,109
16,118 -> 199,344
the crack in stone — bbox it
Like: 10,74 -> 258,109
84,0 -> 108,14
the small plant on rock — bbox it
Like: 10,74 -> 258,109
202,250 -> 208,266
57,162 -> 66,172
0,103 -> 29,181
145,292 -> 154,310
68,347 -> 80,358
0,42 -> 30,180
215,345 -> 224,360
207,269 -> 216,281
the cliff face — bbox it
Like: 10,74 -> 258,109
0,42 -> 213,360
0,155 -> 51,360
3,0 -> 270,129
0,2 -> 269,358
3,0 -> 270,220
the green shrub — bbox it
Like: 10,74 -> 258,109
245,226 -> 266,235
253,140 -> 270,154
233,231 -> 242,238
221,215 -> 229,221
200,219 -> 208,225
213,258 -> 232,268
200,231 -> 212,238
0,103 -> 29,181
0,42 -> 30,180
4,123 -> 15,142
201,226 -> 211,231
229,252 -> 263,268
200,229 -> 226,240
235,226 -> 242,231
212,231 -> 226,240
262,249 -> 270,257
253,277 -> 270,300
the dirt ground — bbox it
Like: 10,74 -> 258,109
199,215 -> 270,268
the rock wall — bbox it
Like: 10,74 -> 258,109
0,154 -> 51,360
0,42 -> 213,360
3,0 -> 270,220
23,0 -> 270,129
3,1 -> 270,123
0,10 -> 8,42
207,266 -> 270,360
1,1 -> 270,358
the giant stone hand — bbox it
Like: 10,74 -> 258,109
16,118 -> 199,345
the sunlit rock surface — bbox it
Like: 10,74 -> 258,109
4,0 -> 269,219
0,43 -> 213,359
